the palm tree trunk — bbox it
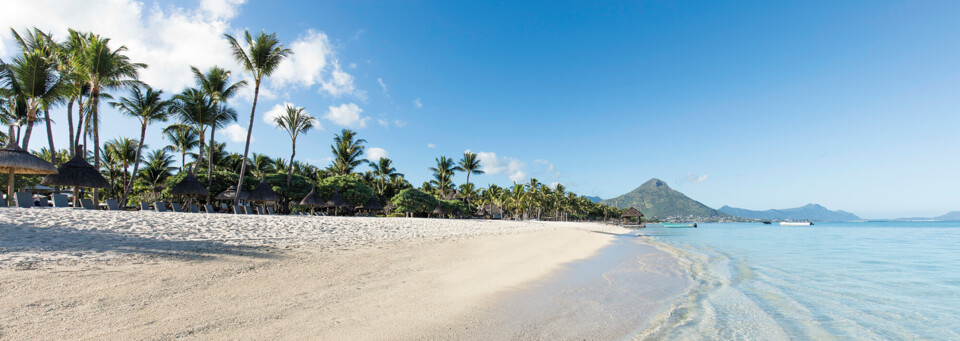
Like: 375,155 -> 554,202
74,94 -> 85,155
7,170 -> 14,207
193,130 -> 205,176
121,123 -> 147,207
206,127 -> 216,203
92,90 -> 101,207
181,152 -> 186,172
67,97 -> 75,157
286,139 -> 295,187
234,80 -> 260,205
44,109 -> 57,165
21,109 -> 36,150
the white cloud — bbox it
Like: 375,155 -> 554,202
533,159 -> 556,172
682,173 -> 710,183
394,120 -> 407,128
348,62 -> 357,69
271,29 -> 332,89
377,78 -> 387,92
200,0 -> 245,20
427,143 -> 436,149
413,98 -> 423,108
377,119 -> 389,128
224,123 -> 252,143
324,103 -> 368,128
320,60 -> 364,98
263,102 -> 293,126
473,150 -> 528,182
367,147 -> 388,161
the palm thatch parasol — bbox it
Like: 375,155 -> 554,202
362,196 -> 383,211
215,185 -> 248,201
475,207 -> 488,216
621,207 -> 643,218
442,190 -> 457,201
168,172 -> 209,197
248,178 -> 280,203
300,187 -> 324,207
40,149 -> 107,207
432,203 -> 446,216
322,190 -> 348,208
1,139 -> 58,205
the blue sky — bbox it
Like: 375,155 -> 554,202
4,1 -> 960,218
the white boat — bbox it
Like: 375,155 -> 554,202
780,221 -> 813,226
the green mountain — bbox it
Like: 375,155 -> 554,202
600,178 -> 727,219
719,204 -> 860,221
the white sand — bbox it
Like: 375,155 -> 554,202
0,208 -> 687,339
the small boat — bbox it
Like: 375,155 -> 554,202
780,221 -> 813,226
762,221 -> 772,225
662,223 -> 697,228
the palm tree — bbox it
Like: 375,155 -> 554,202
172,88 -> 217,176
429,156 -> 457,199
250,153 -> 274,179
330,129 -> 366,175
507,182 -> 528,220
139,148 -> 175,192
74,32 -> 145,205
110,85 -> 171,206
162,124 -> 199,172
274,105 -> 316,187
369,157 -> 402,195
553,183 -> 566,221
1,28 -> 68,151
224,30 -> 292,205
59,29 -> 90,156
103,137 -> 141,200
191,65 -> 244,199
458,151 -> 484,185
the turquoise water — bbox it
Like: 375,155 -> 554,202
642,222 -> 960,340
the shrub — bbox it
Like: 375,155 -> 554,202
318,175 -> 375,207
391,188 -> 438,214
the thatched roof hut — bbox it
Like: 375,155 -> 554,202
474,207 -> 488,216
362,196 -> 383,211
168,173 -> 209,197
622,207 -> 643,218
300,187 -> 324,207
0,140 -> 58,175
432,203 -> 446,215
323,190 -> 348,208
40,152 -> 107,188
215,185 -> 248,201
481,203 -> 503,215
247,178 -> 280,202
442,190 -> 457,201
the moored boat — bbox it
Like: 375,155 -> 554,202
780,221 -> 814,226
662,223 -> 697,228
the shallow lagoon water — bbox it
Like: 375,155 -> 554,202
643,221 -> 960,340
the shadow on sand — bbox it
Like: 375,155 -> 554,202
0,222 -> 277,263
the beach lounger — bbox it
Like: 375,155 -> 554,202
106,199 -> 121,211
189,203 -> 200,213
243,205 -> 255,215
256,206 -> 266,215
140,201 -> 150,210
233,205 -> 244,214
53,194 -> 70,208
37,197 -> 49,207
14,192 -> 34,208
80,198 -> 96,210
0,198 -> 6,207
154,201 -> 168,212
171,202 -> 183,212
267,207 -> 276,215
204,204 -> 215,213
221,203 -> 229,211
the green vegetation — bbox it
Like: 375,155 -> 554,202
600,178 -> 728,219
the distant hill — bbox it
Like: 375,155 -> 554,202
719,204 -> 860,221
600,179 -> 727,219
584,196 -> 603,203
894,211 -> 960,221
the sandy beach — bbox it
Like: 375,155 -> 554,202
0,209 -> 689,339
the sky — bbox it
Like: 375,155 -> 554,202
2,0 -> 960,219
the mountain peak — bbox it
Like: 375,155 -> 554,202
641,178 -> 669,188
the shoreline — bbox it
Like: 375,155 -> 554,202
0,209 -> 692,339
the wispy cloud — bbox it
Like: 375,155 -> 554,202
367,147 -> 388,161
324,103 -> 369,128
472,150 -> 528,182
224,123 -> 252,143
413,98 -> 423,108
427,143 -> 436,149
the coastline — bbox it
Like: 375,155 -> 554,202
0,209 -> 692,339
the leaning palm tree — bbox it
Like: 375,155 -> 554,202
224,30 -> 292,205
369,157 -> 402,195
330,129 -> 366,175
458,151 -> 484,185
59,29 -> 91,156
110,85 -> 171,206
162,124 -> 199,172
2,28 -> 68,151
191,65 -> 244,201
172,88 -> 217,176
428,156 -> 457,199
274,105 -> 316,187
74,32 -> 145,205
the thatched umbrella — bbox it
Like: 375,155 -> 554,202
247,178 -> 280,214
362,196 -> 383,214
0,139 -> 58,206
41,150 -> 107,207
215,185 -> 248,201
323,190 -> 348,215
432,203 -> 446,218
621,207 -> 644,226
300,187 -> 324,213
169,173 -> 209,197
442,190 -> 457,201
475,207 -> 488,217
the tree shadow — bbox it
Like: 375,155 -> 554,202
0,221 -> 278,264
